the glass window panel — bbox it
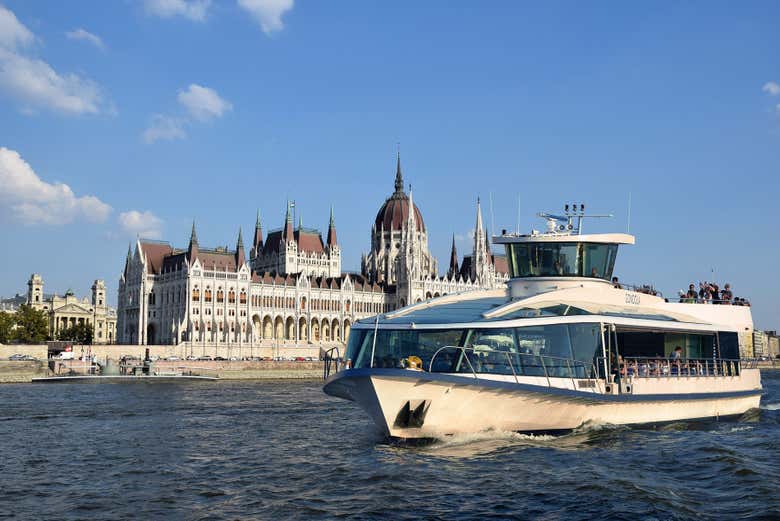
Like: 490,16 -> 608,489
463,329 -> 517,375
352,329 -> 466,369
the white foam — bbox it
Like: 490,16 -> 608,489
761,402 -> 780,411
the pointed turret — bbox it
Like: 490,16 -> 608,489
252,209 -> 264,258
327,206 -> 338,247
236,227 -> 245,267
284,201 -> 294,242
123,243 -> 133,276
188,220 -> 199,262
393,149 -> 404,195
472,199 -> 487,281
448,234 -> 459,277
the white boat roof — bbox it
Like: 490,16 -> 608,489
493,232 -> 635,245
355,285 -> 752,333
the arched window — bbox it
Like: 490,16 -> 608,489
192,287 -> 200,302
217,288 -> 224,303
240,290 -> 247,304
228,289 -> 236,303
205,287 -> 212,302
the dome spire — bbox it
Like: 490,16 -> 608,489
394,145 -> 404,195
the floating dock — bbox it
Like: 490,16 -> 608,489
31,375 -> 218,383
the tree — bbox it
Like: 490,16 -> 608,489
0,312 -> 15,344
13,304 -> 49,344
58,322 -> 94,345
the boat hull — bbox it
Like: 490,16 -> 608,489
324,368 -> 762,439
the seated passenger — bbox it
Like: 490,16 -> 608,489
612,276 -> 622,289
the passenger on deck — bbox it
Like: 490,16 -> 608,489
685,284 -> 698,302
721,284 -> 733,303
591,267 -> 599,278
612,276 -> 622,289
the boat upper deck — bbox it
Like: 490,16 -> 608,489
354,283 -> 753,334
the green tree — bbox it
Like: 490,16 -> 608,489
58,322 -> 94,345
13,304 -> 49,344
0,311 -> 15,344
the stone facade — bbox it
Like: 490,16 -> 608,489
26,274 -> 117,344
117,155 -> 508,347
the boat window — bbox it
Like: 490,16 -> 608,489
581,243 -> 617,280
460,329 -> 518,376
506,242 -> 618,281
350,329 -> 467,370
345,329 -> 370,366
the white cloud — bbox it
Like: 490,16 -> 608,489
0,49 -> 106,114
66,28 -> 105,50
142,114 -> 187,144
144,0 -> 211,22
0,6 -> 108,115
0,5 -> 34,50
0,147 -> 111,225
177,84 -> 232,121
118,210 -> 163,239
764,81 -> 780,96
238,0 -> 294,34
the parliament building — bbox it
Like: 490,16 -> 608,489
116,156 -> 508,348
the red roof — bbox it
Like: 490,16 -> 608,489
374,195 -> 425,233
140,242 -> 174,274
261,228 -> 326,256
197,250 -> 237,271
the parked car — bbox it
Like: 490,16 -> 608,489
295,357 -> 306,362
167,356 -> 181,361
214,356 -> 226,361
186,355 -> 197,361
229,357 -> 238,361
196,356 -> 213,361
9,354 -> 34,361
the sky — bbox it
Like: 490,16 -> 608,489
0,1 -> 779,329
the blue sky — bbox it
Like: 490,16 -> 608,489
1,1 -> 779,329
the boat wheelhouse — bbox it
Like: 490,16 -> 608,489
323,207 -> 762,439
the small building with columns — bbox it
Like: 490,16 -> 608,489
26,274 -> 117,343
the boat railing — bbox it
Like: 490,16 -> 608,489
621,357 -> 748,378
665,297 -> 748,305
616,282 -> 663,297
323,346 -> 341,379
428,345 -> 600,390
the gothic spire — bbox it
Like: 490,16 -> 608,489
236,227 -> 245,266
252,209 -> 264,258
327,206 -> 338,247
284,201 -> 294,242
448,234 -> 459,278
394,148 -> 404,195
188,220 -> 199,261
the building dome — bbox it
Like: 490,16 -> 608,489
373,155 -> 426,233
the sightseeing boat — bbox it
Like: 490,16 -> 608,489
323,206 -> 763,440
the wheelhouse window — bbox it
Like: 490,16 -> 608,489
506,242 -> 618,281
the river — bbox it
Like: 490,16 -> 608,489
1,372 -> 778,520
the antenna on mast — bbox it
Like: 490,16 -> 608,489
516,193 -> 521,235
627,191 -> 632,234
489,192 -> 495,239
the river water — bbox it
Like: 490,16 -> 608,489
1,372 -> 778,520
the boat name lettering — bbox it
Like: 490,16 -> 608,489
625,292 -> 641,305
